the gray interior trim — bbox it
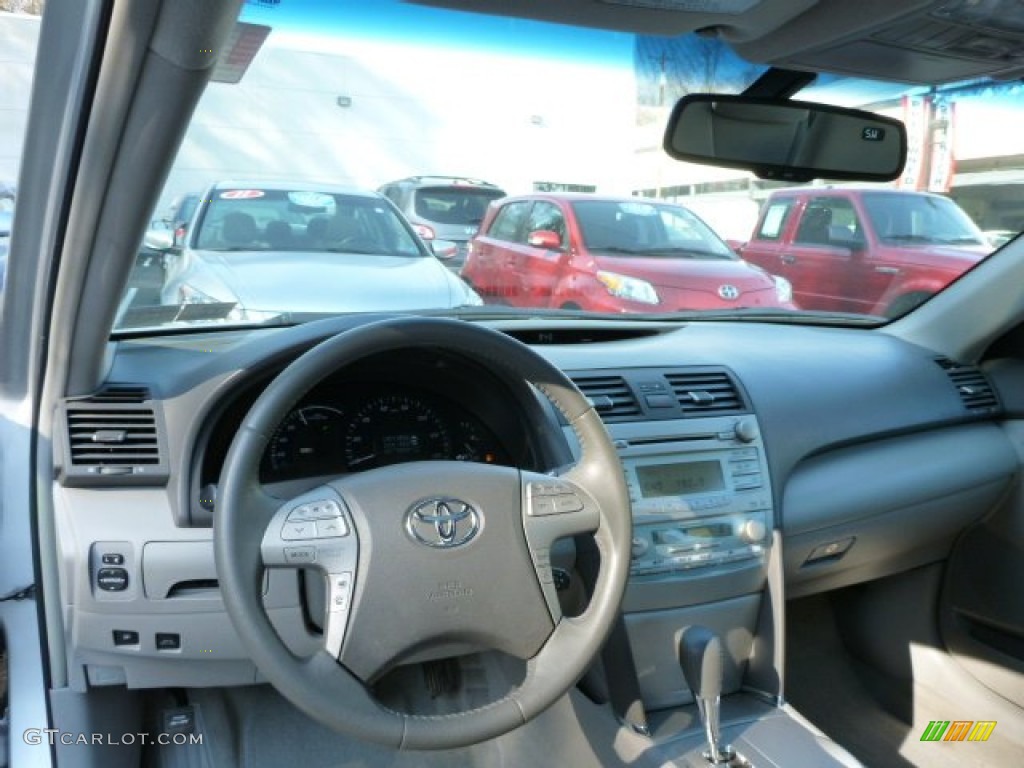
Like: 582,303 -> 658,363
782,424 -> 1016,536
65,1 -> 243,395
885,236 -> 1024,363
13,0 -> 114,707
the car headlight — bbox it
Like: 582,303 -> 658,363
596,271 -> 660,305
773,275 -> 793,303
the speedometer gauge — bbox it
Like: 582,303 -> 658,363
344,393 -> 451,471
266,405 -> 347,480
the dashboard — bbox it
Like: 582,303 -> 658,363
51,315 -> 1021,695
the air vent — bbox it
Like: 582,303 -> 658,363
86,385 -> 151,404
666,371 -> 746,416
68,410 -> 160,466
60,387 -> 168,486
935,358 -> 1000,414
570,375 -> 642,420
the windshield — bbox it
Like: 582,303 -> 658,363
859,191 -> 988,246
413,187 -> 505,226
192,188 -> 424,256
43,0 -> 1014,333
574,200 -> 735,258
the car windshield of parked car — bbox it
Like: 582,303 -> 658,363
413,187 -> 504,226
859,191 -> 989,247
5,0 -> 1003,332
574,200 -> 735,259
192,189 -> 423,256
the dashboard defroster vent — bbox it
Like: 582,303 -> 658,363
570,375 -> 642,421
935,358 -> 1000,415
60,386 -> 169,486
86,385 -> 151,403
667,370 -> 746,416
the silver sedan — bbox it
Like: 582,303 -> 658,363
138,182 -> 481,326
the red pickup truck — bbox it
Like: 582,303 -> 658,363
738,187 -> 992,317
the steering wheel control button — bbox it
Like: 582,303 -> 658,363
281,521 -> 316,540
529,481 -> 586,516
97,567 -> 129,591
530,496 -> 558,516
329,572 -> 353,613
552,493 -> 584,513
315,517 -> 348,538
287,499 -> 346,522
552,568 -> 571,591
155,633 -> 181,651
284,546 -> 317,564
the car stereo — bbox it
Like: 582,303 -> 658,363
611,418 -> 773,578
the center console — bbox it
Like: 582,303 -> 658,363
600,411 -> 776,712
568,368 -> 860,765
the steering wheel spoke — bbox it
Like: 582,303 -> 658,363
322,570 -> 356,658
521,471 -> 601,620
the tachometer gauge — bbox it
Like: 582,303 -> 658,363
344,394 -> 451,470
265,405 -> 347,480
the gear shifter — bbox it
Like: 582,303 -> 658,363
680,626 -> 735,765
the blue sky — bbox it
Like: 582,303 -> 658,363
240,0 -> 633,64
239,0 -> 1024,110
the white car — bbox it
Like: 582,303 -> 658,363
139,181 -> 480,326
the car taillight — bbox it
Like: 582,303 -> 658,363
174,226 -> 186,246
414,224 -> 435,240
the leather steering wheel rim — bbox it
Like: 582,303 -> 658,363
214,316 -> 631,750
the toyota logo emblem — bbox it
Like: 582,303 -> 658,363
406,498 -> 480,548
718,284 -> 740,300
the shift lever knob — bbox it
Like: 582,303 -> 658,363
680,626 -> 734,765
680,625 -> 723,700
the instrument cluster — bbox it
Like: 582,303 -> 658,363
258,386 -> 511,483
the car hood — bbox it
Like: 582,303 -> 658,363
196,250 -> 469,311
592,254 -> 777,293
878,243 -> 990,269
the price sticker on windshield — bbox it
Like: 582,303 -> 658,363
862,127 -> 886,142
220,189 -> 265,199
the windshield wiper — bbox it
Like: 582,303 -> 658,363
201,245 -> 265,252
884,234 -> 941,244
589,245 -> 646,255
633,246 -> 730,259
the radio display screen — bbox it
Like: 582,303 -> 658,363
635,460 -> 725,498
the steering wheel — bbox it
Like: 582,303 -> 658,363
214,316 -> 631,750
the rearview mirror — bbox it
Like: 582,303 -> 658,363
664,95 -> 907,183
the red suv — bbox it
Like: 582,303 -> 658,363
462,194 -> 795,313
738,187 -> 992,317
